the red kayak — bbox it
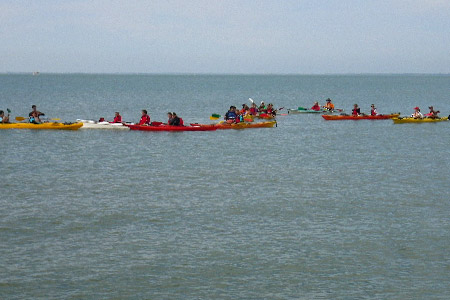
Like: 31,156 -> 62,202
126,124 -> 217,131
322,114 -> 400,120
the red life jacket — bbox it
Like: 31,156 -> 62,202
139,115 -> 150,125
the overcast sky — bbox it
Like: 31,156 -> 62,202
1,0 -> 449,74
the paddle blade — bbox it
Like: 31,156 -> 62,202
249,98 -> 254,104
210,116 -> 219,120
50,118 -> 61,121
15,116 -> 27,121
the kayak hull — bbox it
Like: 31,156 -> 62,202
322,114 -> 400,120
393,117 -> 449,124
191,121 -> 276,129
127,124 -> 217,131
78,120 -> 130,130
255,114 -> 275,119
0,122 -> 83,130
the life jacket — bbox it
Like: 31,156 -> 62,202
179,118 -> 184,126
311,105 -> 321,111
113,115 -> 122,123
140,115 -> 150,125
250,107 -> 257,115
225,111 -> 237,120
371,109 -> 377,116
352,108 -> 360,116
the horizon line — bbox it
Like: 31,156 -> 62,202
1,71 -> 450,76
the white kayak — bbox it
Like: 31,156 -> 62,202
77,119 -> 131,130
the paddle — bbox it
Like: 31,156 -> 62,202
15,116 -> 61,121
210,113 -> 221,120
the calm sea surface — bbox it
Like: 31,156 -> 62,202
1,74 -> 449,299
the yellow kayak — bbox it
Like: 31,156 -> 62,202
393,117 -> 449,124
0,122 -> 83,130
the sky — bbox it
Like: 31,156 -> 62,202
1,0 -> 449,74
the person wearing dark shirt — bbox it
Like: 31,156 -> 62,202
352,104 -> 361,116
169,112 -> 181,126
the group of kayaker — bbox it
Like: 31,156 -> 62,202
349,104 -> 442,118
308,98 -> 335,111
97,110 -> 184,126
224,101 -> 277,123
4,101 -> 447,126
411,106 -> 441,119
0,105 -> 45,124
309,98 -> 335,111
307,99 -> 445,119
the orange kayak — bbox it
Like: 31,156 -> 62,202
190,121 -> 276,129
322,114 -> 400,120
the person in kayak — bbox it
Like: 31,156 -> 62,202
167,112 -> 173,124
352,104 -> 361,116
29,105 -> 45,123
249,103 -> 258,115
112,112 -> 122,123
259,102 -> 267,113
322,98 -> 335,111
169,112 -> 181,126
240,104 -> 250,115
311,101 -> 321,111
411,107 -> 423,119
370,104 -> 378,116
225,106 -> 238,123
0,110 -> 10,123
139,110 -> 151,125
427,106 -> 440,118
266,103 -> 276,116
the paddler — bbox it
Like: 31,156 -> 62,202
112,112 -> 122,123
266,103 -> 276,116
0,110 -> 10,123
411,107 -> 423,119
138,109 -> 151,125
169,112 -> 181,126
29,105 -> 45,123
259,101 -> 266,113
311,101 -> 321,111
225,106 -> 238,123
352,104 -> 361,116
427,106 -> 440,119
167,112 -> 173,124
370,104 -> 378,116
240,104 -> 249,114
322,98 -> 335,111
249,103 -> 258,115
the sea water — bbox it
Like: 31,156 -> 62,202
0,74 -> 449,299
